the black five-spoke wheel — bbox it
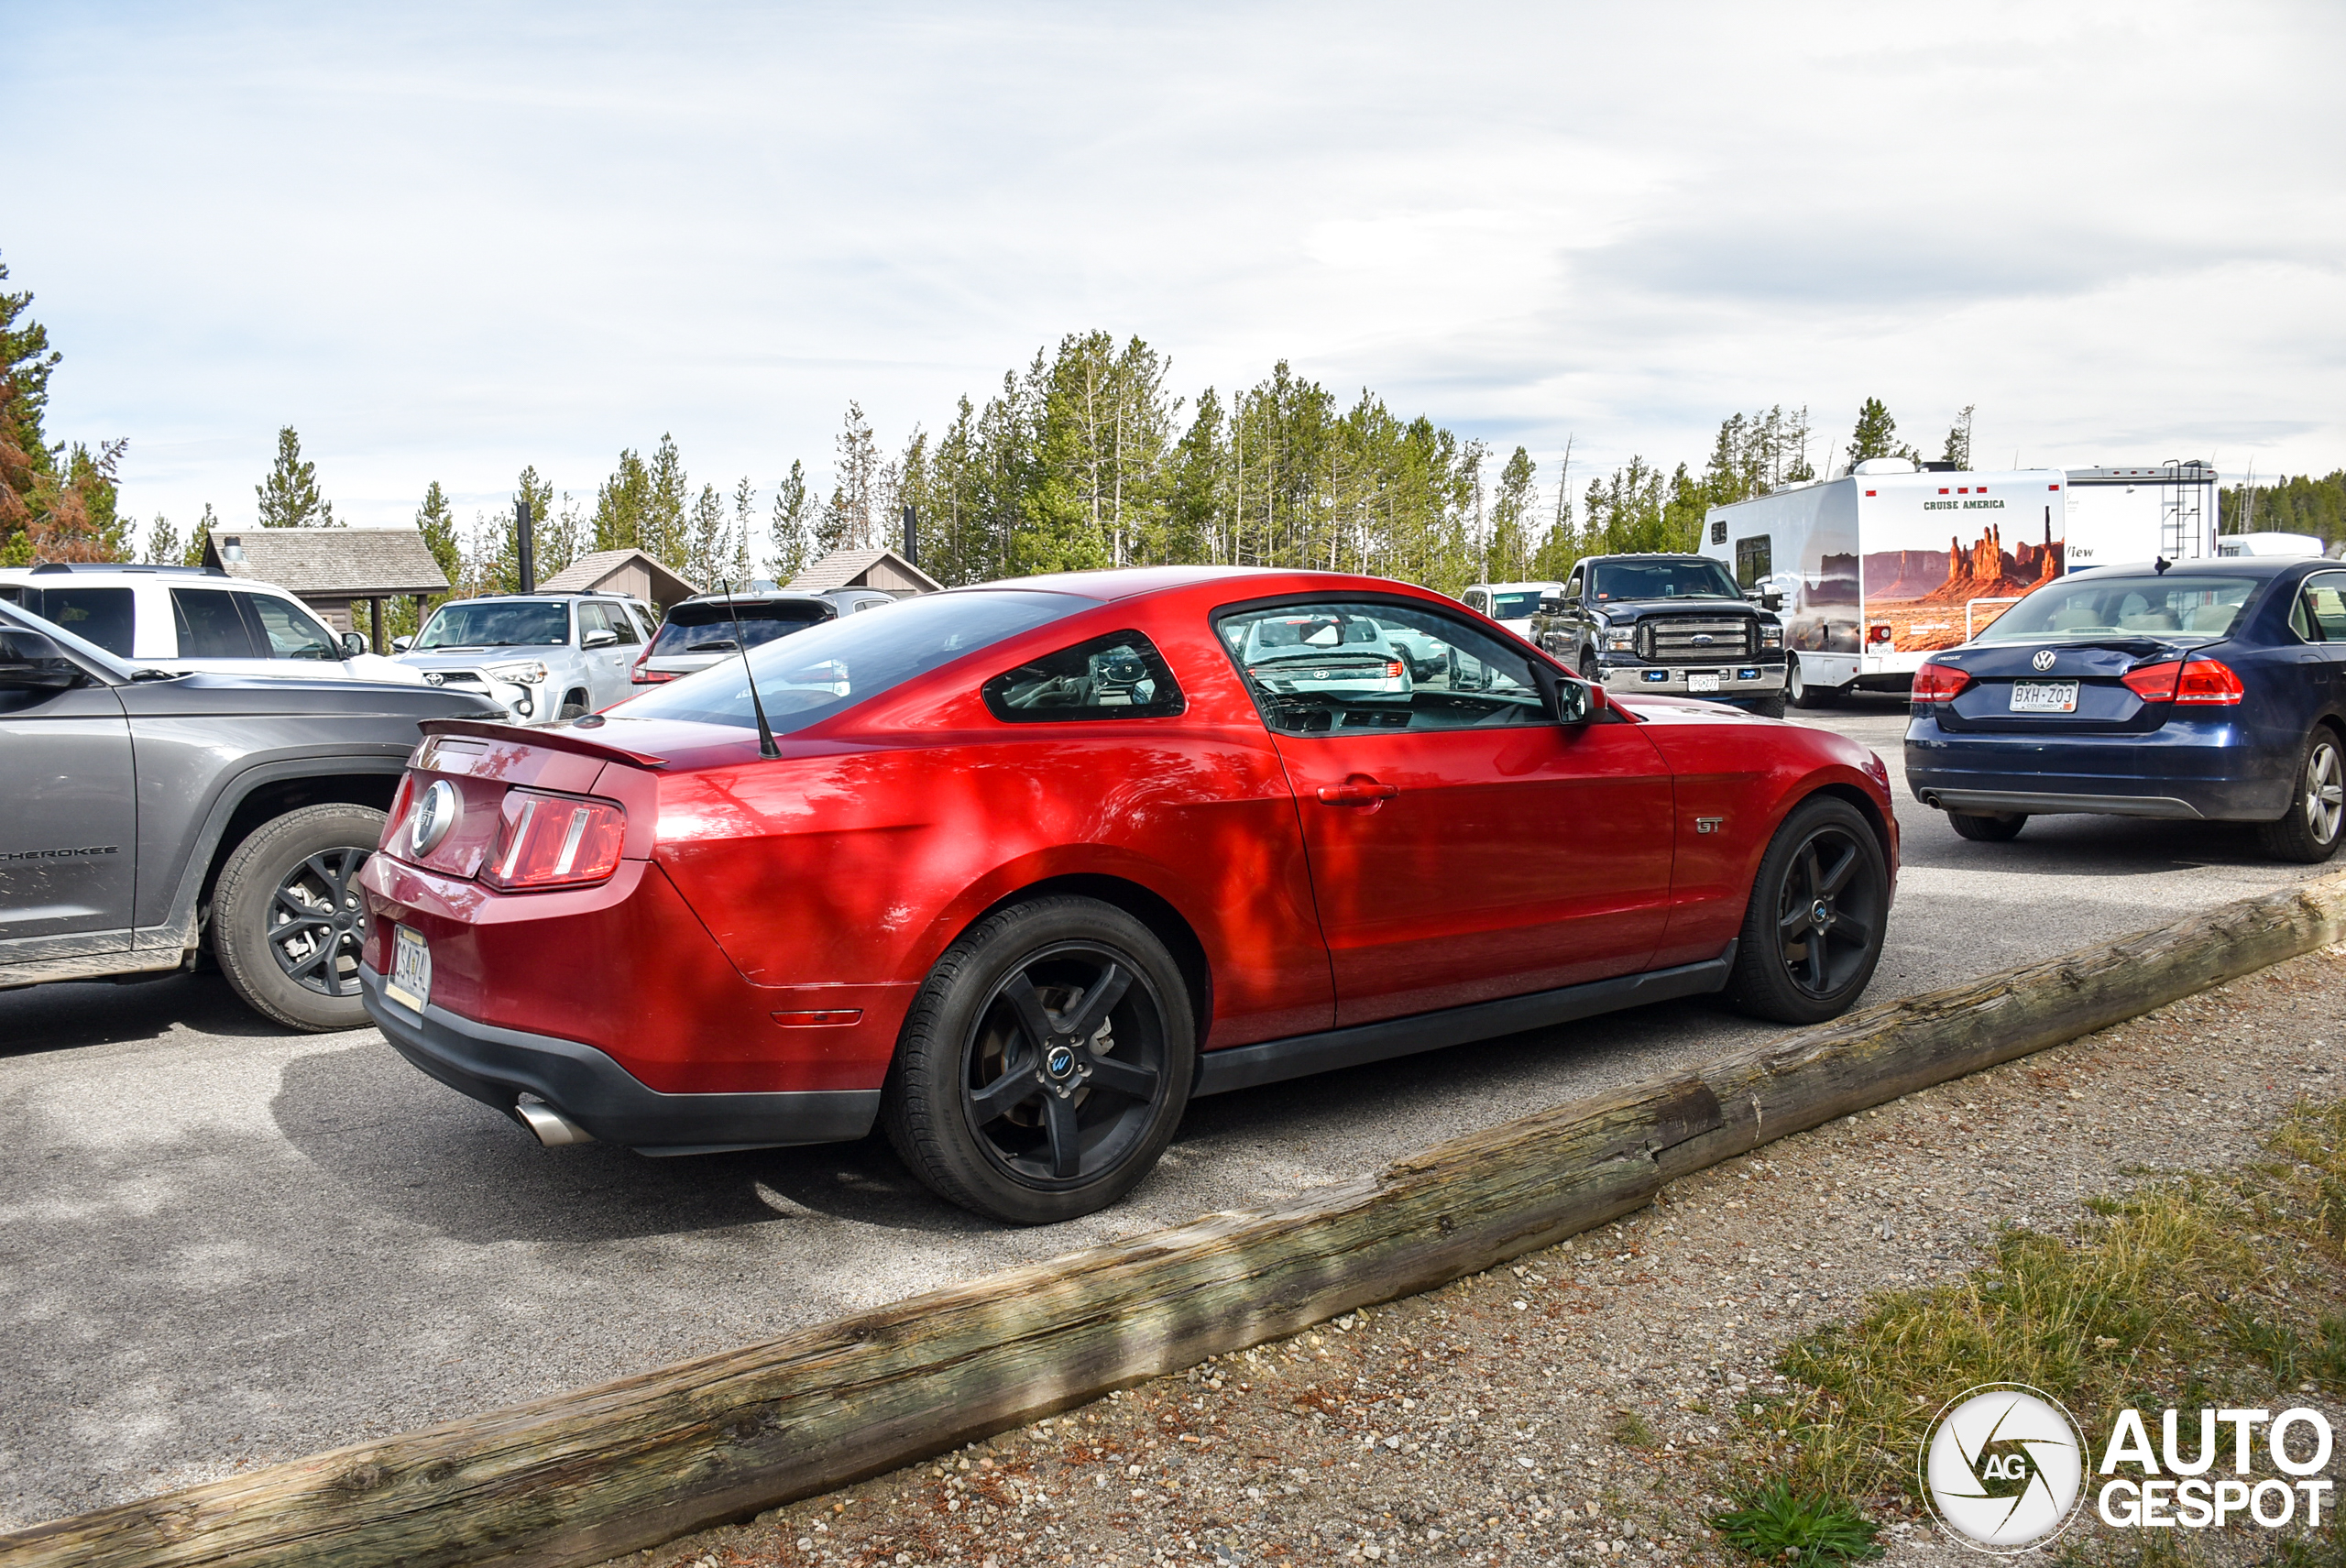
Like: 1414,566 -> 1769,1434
1724,795 -> 1889,1024
886,896 -> 1196,1223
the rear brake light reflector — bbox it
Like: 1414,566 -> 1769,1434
381,773 -> 417,850
1911,662 -> 1972,703
482,789 -> 628,890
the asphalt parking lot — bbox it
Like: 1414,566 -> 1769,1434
0,696 -> 2323,1530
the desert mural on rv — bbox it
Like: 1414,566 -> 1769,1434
1859,482 -> 2066,652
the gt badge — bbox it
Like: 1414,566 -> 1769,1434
1694,816 -> 1725,835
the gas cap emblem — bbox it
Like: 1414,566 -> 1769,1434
2032,649 -> 2055,671
409,779 -> 460,856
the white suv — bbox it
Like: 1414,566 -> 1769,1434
1461,581 -> 1566,641
0,564 -> 425,683
395,592 -> 658,723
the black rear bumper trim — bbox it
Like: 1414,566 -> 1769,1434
360,968 -> 880,1150
1918,787 -> 2207,819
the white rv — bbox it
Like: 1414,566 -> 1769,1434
1700,457 -> 2219,704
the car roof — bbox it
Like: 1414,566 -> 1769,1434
2071,559 -> 2311,577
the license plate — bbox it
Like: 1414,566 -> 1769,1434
2011,679 -> 2079,714
387,925 -> 432,1013
1687,673 -> 1721,693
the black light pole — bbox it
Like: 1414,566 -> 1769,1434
516,497 -> 537,594
902,503 -> 917,568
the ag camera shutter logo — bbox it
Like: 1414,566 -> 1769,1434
1920,1384 -> 2087,1552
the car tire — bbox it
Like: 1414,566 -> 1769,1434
1722,795 -> 1890,1025
212,803 -> 385,1032
1946,810 -> 2027,842
1578,652 -> 1600,685
1789,656 -> 1841,709
2257,727 -> 2346,864
556,689 -> 590,720
1749,693 -> 1789,719
882,896 -> 1196,1224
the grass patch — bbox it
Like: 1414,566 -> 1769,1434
1712,1480 -> 1882,1566
1608,1409 -> 1657,1449
1714,1097 -> 2346,1540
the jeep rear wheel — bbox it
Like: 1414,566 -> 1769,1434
212,803 -> 385,1031
883,896 -> 1194,1224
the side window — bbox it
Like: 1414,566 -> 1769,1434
1464,588 -> 1488,614
239,593 -> 338,659
1736,535 -> 1773,589
2302,573 -> 2346,642
37,587 -> 136,655
578,603 -> 613,641
1562,567 -> 1583,602
172,588 -> 260,658
605,604 -> 641,644
981,630 -> 1184,721
1217,600 -> 1548,737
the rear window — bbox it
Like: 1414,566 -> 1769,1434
1976,575 -> 2261,641
650,599 -> 833,657
38,587 -> 136,656
619,589 -> 1083,735
172,587 -> 259,658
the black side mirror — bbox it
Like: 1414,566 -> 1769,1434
339,631 -> 367,658
1531,663 -> 1595,725
0,629 -> 79,692
1540,595 -> 1565,614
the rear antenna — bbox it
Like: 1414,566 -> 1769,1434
2154,555 -> 2172,576
722,579 -> 781,758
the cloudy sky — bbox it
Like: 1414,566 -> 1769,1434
5,1 -> 2341,552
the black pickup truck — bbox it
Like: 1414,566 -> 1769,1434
1528,553 -> 1789,718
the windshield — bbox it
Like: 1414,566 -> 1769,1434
617,589 -> 1084,733
1588,560 -> 1740,601
1974,575 -> 2262,641
418,601 -> 570,649
650,600 -> 832,657
1487,591 -> 1549,620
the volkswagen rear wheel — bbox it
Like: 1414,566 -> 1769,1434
883,896 -> 1194,1223
2259,728 -> 2346,864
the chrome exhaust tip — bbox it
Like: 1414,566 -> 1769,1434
515,1099 -> 596,1147
1921,791 -> 1942,809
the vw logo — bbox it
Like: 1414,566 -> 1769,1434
2031,650 -> 2055,672
1045,1045 -> 1077,1079
409,779 -> 460,857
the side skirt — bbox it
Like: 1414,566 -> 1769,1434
1191,944 -> 1737,1098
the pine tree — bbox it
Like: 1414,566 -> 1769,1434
145,514 -> 183,566
766,460 -> 813,582
644,433 -> 688,567
685,482 -> 728,589
414,480 -> 462,589
191,502 -> 221,565
729,476 -> 756,584
1845,398 -> 1917,467
255,426 -> 337,527
1941,405 -> 1975,469
1487,446 -> 1538,581
1,257 -> 127,565
818,401 -> 881,555
515,465 -> 554,562
593,449 -> 652,554
537,493 -> 586,579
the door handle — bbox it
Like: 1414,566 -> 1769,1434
1316,780 -> 1398,805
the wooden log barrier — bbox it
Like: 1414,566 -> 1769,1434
11,868 -> 2345,1568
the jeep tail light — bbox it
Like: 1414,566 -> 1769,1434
1911,662 -> 1971,703
2122,658 -> 2244,705
482,789 -> 628,890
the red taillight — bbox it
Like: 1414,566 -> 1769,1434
630,648 -> 674,685
2122,658 -> 2244,706
481,789 -> 628,890
380,773 -> 417,850
1385,659 -> 1405,678
2121,661 -> 2180,701
1911,662 -> 1972,703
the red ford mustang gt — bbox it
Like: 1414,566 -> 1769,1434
358,567 -> 1897,1222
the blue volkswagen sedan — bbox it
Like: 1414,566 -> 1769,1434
1905,557 -> 2346,861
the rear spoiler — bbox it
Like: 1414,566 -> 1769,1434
417,718 -> 668,769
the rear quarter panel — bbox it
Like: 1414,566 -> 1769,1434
1620,698 -> 1898,966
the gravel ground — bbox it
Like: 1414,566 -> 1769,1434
621,943 -> 2346,1568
